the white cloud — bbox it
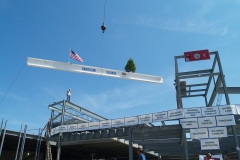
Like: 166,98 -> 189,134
130,15 -> 228,36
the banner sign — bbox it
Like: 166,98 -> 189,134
180,118 -> 198,128
112,118 -> 125,128
78,123 -> 89,131
60,125 -> 68,132
184,108 -> 202,118
125,116 -> 138,126
100,120 -> 112,129
219,105 -> 237,115
88,122 -> 100,130
67,124 -> 78,132
198,117 -> 216,128
190,128 -> 209,139
184,49 -> 210,62
216,115 -> 236,126
199,154 -> 223,160
50,104 -> 239,135
51,128 -> 56,136
55,126 -> 60,134
152,112 -> 168,122
200,138 -> 220,150
208,127 -> 228,138
201,107 -> 220,117
168,109 -> 184,120
138,114 -> 153,124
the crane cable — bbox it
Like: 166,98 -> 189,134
101,0 -> 107,70
0,62 -> 26,106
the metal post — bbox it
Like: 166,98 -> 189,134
34,128 -> 41,160
0,120 -> 7,157
19,125 -> 27,160
0,119 -> 3,137
204,96 -> 208,106
15,124 -> 23,160
128,127 -> 133,160
174,56 -> 183,109
37,131 -> 42,160
216,51 -> 240,159
57,100 -> 65,160
182,129 -> 189,160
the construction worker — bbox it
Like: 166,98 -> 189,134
66,88 -> 71,101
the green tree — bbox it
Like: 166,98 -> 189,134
125,58 -> 136,73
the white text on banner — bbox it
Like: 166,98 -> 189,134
190,128 -> 209,139
201,107 -> 220,117
208,127 -> 228,138
200,138 -> 220,150
184,108 -> 202,118
138,114 -> 153,124
78,123 -> 89,131
60,125 -> 68,132
112,118 -> 125,128
198,116 -> 216,128
125,116 -> 138,126
168,109 -> 184,120
216,115 -> 236,126
67,124 -> 78,132
152,112 -> 168,122
219,105 -> 237,115
89,122 -> 100,130
180,118 -> 198,128
100,120 -> 112,129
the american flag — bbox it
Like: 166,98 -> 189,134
70,49 -> 84,62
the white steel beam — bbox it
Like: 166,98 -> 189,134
27,57 -> 163,84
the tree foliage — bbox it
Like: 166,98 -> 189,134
125,58 -> 136,73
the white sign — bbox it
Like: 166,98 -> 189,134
60,125 -> 68,132
235,104 -> 240,114
138,114 -> 153,124
51,127 -> 56,135
219,105 -> 237,115
100,120 -> 112,129
180,118 -> 198,128
168,109 -> 184,120
198,117 -> 216,128
200,138 -> 220,150
88,122 -> 100,130
125,116 -> 138,126
112,118 -> 125,128
208,127 -> 228,138
216,115 -> 236,126
152,112 -> 168,122
78,123 -> 89,131
190,128 -> 209,139
201,107 -> 220,117
67,124 -> 78,132
55,126 -> 60,134
184,108 -> 202,118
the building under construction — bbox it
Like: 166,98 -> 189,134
1,51 -> 240,160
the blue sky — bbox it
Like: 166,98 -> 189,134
1,0 -> 240,134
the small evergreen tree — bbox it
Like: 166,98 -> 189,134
125,58 -> 136,73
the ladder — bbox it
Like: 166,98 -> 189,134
46,128 -> 52,160
46,141 -> 52,160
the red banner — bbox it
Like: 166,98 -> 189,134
184,49 -> 210,62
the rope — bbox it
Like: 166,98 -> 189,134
103,0 -> 106,23
0,62 -> 26,106
101,0 -> 106,73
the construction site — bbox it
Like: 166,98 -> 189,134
1,51 -> 240,160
